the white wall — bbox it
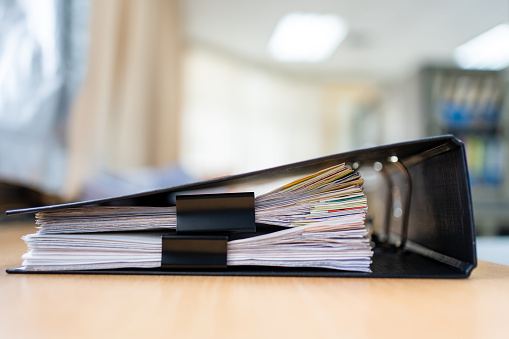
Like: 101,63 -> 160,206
180,44 -> 420,179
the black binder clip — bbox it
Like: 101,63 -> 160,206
161,235 -> 227,268
175,192 -> 256,233
161,192 -> 255,269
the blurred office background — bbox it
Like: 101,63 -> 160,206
1,0 -> 508,263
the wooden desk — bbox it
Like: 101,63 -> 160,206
1,222 -> 508,339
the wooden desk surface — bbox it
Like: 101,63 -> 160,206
1,222 -> 508,339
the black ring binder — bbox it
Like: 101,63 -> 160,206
176,192 -> 256,233
4,136 -> 478,278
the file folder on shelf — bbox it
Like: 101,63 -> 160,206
6,135 -> 476,278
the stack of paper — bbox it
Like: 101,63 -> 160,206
21,164 -> 373,272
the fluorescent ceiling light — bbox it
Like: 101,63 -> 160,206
454,23 -> 509,70
268,12 -> 348,63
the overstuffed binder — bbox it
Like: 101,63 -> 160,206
6,135 -> 477,278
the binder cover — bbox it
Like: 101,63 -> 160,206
6,135 -> 477,278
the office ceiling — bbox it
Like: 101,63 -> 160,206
182,0 -> 509,82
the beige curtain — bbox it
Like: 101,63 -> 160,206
65,0 -> 181,199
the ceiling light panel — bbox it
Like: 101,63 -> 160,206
268,12 -> 348,63
454,23 -> 509,70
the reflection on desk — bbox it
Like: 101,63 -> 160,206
1,222 -> 508,339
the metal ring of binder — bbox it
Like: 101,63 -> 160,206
381,159 -> 412,249
383,175 -> 393,243
391,160 -> 412,249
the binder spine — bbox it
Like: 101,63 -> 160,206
176,192 -> 256,233
161,235 -> 228,268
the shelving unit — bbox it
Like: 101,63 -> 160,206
420,67 -> 509,235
